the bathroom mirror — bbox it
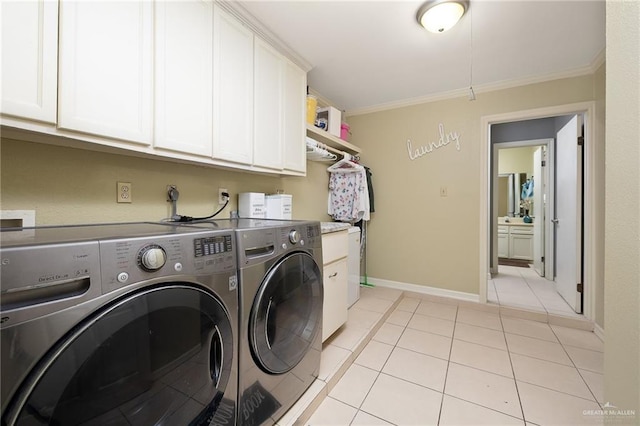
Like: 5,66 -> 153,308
498,172 -> 527,217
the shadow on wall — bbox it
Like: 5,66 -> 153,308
0,138 -> 289,225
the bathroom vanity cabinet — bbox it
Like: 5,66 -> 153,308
498,223 -> 534,261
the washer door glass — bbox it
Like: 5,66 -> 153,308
250,251 -> 323,374
8,285 -> 235,426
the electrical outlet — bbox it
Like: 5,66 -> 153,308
440,186 -> 448,197
218,188 -> 228,205
117,182 -> 132,203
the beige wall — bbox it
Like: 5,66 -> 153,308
604,0 -> 639,415
348,74 -> 598,295
0,138 -> 330,225
498,146 -> 536,177
1,73 -> 605,303
282,160 -> 331,221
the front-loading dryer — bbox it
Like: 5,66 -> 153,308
234,220 -> 323,426
1,222 -> 238,426
176,218 -> 324,425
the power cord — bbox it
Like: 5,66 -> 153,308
170,191 -> 230,223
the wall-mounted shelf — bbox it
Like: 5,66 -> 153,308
306,124 -> 361,154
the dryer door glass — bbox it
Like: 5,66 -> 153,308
250,251 -> 323,374
6,285 -> 236,426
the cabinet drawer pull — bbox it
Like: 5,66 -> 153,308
328,272 -> 338,278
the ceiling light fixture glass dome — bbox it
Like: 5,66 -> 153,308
417,0 -> 469,33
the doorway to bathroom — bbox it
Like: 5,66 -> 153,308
479,103 -> 598,321
491,135 -> 582,317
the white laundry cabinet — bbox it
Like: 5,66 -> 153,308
321,229 -> 349,342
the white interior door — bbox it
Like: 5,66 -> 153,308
532,147 -> 544,276
554,115 -> 583,313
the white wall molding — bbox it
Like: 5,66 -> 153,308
215,0 -> 312,73
366,277 -> 480,303
593,322 -> 605,342
346,60 -> 604,117
479,101 -> 599,322
589,48 -> 606,73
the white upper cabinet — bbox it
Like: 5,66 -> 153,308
282,59 -> 307,173
58,1 -> 153,144
253,38 -> 306,173
1,1 -> 307,175
213,5 -> 254,165
253,38 -> 283,170
1,0 -> 58,123
155,0 -> 213,157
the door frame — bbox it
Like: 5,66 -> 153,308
491,139 -> 554,280
479,101 -> 597,320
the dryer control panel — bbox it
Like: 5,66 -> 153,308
237,222 -> 322,267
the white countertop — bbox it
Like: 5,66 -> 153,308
498,218 -> 534,226
320,222 -> 351,234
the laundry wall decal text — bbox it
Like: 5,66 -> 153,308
406,123 -> 461,160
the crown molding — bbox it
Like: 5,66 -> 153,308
346,53 -> 606,117
589,47 -> 606,72
215,0 -> 313,72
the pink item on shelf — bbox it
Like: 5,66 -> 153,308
340,123 -> 350,141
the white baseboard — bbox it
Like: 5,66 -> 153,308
593,322 -> 605,342
366,277 -> 479,303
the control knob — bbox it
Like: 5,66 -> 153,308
288,229 -> 301,244
138,245 -> 167,272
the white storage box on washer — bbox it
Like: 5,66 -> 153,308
265,194 -> 292,220
238,193 -> 266,218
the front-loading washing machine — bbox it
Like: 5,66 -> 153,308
1,222 -> 238,426
184,219 -> 323,426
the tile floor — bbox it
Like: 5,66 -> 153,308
488,265 -> 582,318
298,287 -> 604,426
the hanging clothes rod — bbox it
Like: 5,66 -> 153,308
306,137 -> 359,162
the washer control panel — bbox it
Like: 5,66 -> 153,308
100,231 -> 236,294
194,235 -> 232,257
138,244 -> 167,272
288,230 -> 301,244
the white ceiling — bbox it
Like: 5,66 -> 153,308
237,0 -> 605,114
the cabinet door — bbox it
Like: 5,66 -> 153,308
322,258 -> 348,342
155,0 -> 213,157
213,5 -> 253,165
253,38 -> 283,170
282,59 -> 306,173
58,1 -> 153,144
497,233 -> 509,258
1,0 -> 58,123
510,234 -> 533,260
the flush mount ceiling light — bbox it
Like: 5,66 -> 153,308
416,0 -> 469,33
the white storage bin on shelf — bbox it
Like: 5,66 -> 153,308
316,106 -> 341,138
